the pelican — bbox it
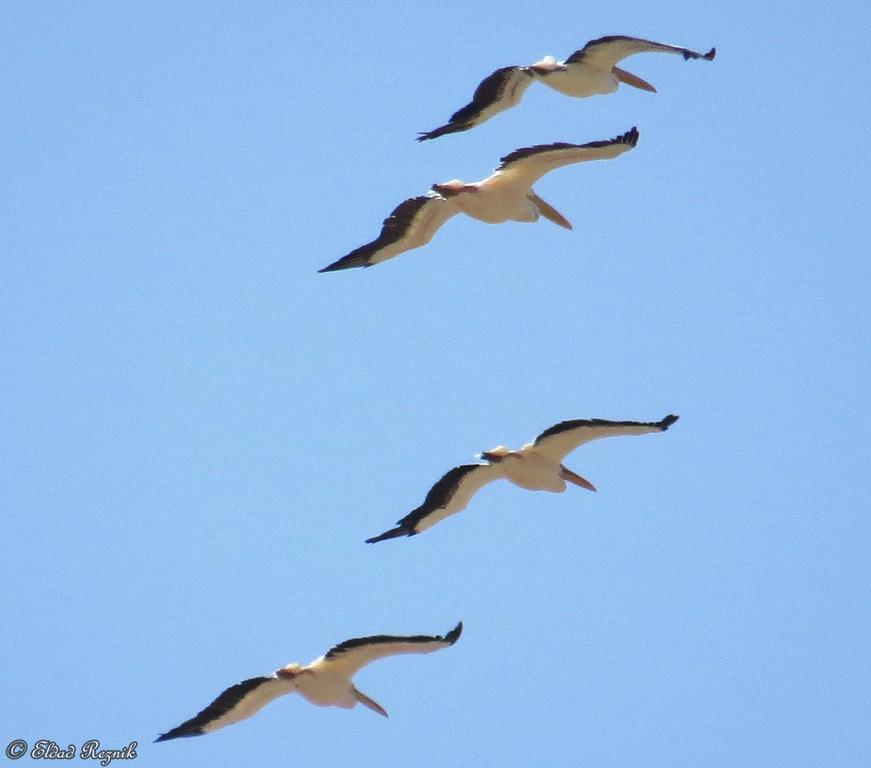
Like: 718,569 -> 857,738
155,623 -> 462,741
366,415 -> 678,543
417,36 -> 715,141
319,127 -> 638,272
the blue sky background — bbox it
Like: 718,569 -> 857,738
3,1 -> 870,766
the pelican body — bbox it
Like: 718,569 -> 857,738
417,35 -> 715,141
319,128 -> 638,272
477,444 -> 593,493
531,36 -> 716,98
156,623 -> 462,740
366,415 -> 679,543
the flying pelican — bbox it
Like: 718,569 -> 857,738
156,623 -> 462,741
417,36 -> 715,141
366,415 -> 678,543
319,127 -> 638,272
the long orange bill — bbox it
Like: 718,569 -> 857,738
353,687 -> 389,718
560,466 -> 597,492
613,66 -> 657,93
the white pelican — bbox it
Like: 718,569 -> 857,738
319,127 -> 638,272
366,415 -> 678,543
417,36 -> 715,141
155,623 -> 462,741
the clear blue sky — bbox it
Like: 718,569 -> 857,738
3,1 -> 870,767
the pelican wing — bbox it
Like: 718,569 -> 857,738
565,35 -> 716,69
532,414 -> 679,462
155,675 -> 296,741
318,622 -> 463,678
417,66 -> 535,141
492,127 -> 639,189
365,463 -> 504,542
319,194 -> 458,272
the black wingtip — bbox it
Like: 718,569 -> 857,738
416,128 -> 443,142
660,414 -> 679,430
155,729 -> 202,743
365,525 -> 414,544
444,621 -> 463,645
623,126 -> 640,148
683,46 -> 716,61
318,257 -> 370,273
415,123 -> 469,142
318,261 -> 348,273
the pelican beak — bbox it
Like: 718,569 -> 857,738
560,466 -> 597,492
613,66 -> 657,93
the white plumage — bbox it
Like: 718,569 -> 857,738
319,127 -> 638,272
418,35 -> 715,140
155,623 -> 462,740
366,415 -> 678,542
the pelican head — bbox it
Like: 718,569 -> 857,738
276,663 -> 305,680
480,445 -> 512,463
431,179 -> 476,197
530,55 -> 568,74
